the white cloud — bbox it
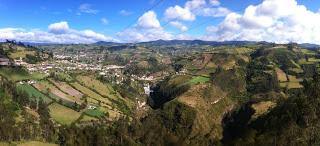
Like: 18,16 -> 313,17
197,7 -> 231,17
165,5 -> 195,21
117,28 -> 173,43
209,0 -> 220,6
164,0 -> 231,22
118,11 -> 173,42
169,21 -> 188,31
185,0 -> 206,10
78,3 -> 98,14
136,11 -> 161,29
101,18 -> 109,25
119,10 -> 132,16
0,21 -> 116,44
204,0 -> 320,44
186,0 -> 231,17
175,34 -> 195,40
48,21 -> 69,34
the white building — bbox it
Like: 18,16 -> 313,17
143,84 -> 153,96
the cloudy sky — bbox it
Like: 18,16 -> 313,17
0,0 -> 320,44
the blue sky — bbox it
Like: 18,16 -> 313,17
0,0 -> 320,43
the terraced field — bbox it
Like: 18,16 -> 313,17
8,50 -> 36,59
70,82 -> 112,105
79,115 -> 98,122
280,75 -> 303,89
275,68 -> 288,82
71,82 -> 122,119
33,80 -> 80,104
0,67 -> 46,82
188,76 -> 210,85
49,103 -> 81,125
49,79 -> 83,103
16,83 -> 52,103
76,76 -> 132,114
84,108 -> 106,118
298,59 -> 316,64
289,68 -> 304,74
301,49 -> 316,55
50,79 -> 83,97
76,75 -> 120,100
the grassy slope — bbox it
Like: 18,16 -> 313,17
71,82 -> 112,105
0,67 -> 46,82
16,84 -> 52,103
76,75 -> 120,100
9,50 -> 35,59
79,115 -> 98,122
49,103 -> 81,125
188,76 -> 210,85
34,80 -> 77,103
84,108 -> 106,118
71,82 -> 123,119
48,79 -> 83,104
275,68 -> 287,82
76,75 -> 132,115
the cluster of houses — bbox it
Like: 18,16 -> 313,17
54,51 -> 105,64
16,57 -> 126,76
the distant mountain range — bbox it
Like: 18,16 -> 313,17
298,43 -> 320,49
138,40 -> 260,46
94,40 -> 264,46
94,41 -> 126,46
3,40 -> 320,49
96,40 -> 320,49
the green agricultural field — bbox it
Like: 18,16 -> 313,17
169,75 -> 192,85
279,75 -> 303,89
49,79 -> 83,102
79,115 -> 98,122
49,103 -> 81,125
76,75 -> 120,100
73,78 -> 131,117
16,84 -> 52,103
308,58 -> 320,62
84,108 -> 106,118
275,68 -> 287,82
280,82 -> 303,89
8,50 -> 36,59
212,47 -> 254,54
34,80 -> 80,104
71,82 -> 112,105
298,59 -> 315,65
288,75 -> 303,82
301,49 -> 316,55
0,67 -> 46,82
51,72 -> 74,82
188,76 -> 210,85
288,68 -> 304,74
71,82 -> 124,118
